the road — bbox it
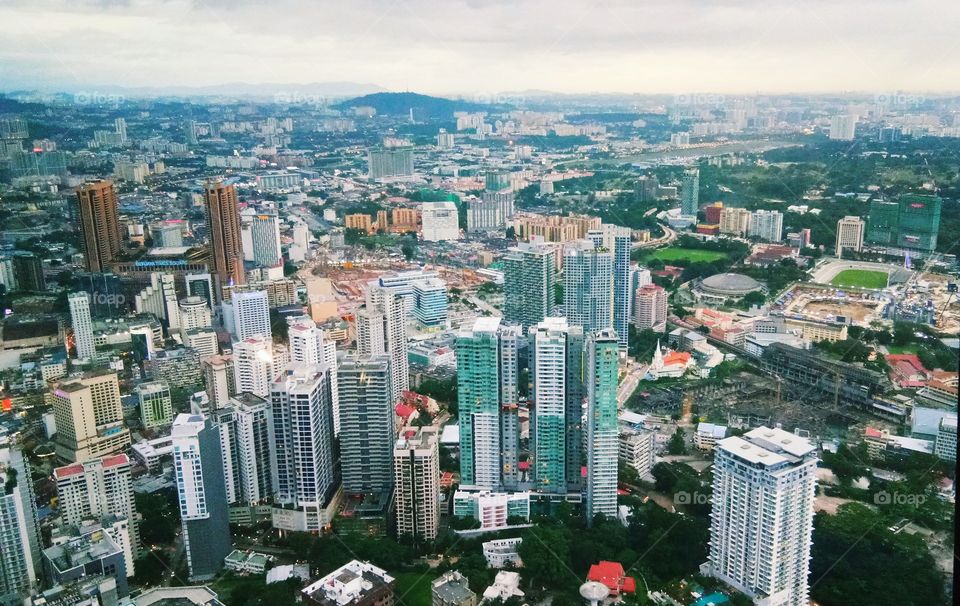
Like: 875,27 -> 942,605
618,362 -> 649,406
633,223 -> 676,250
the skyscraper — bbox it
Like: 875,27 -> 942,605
502,240 -> 556,331
68,291 -> 96,360
563,240 -> 614,334
205,181 -> 245,287
53,454 -> 139,556
171,413 -> 232,581
338,354 -> 395,494
633,284 -> 668,332
584,330 -> 619,522
229,289 -> 271,341
359,283 -> 408,403
835,216 -> 865,257
0,439 -> 41,605
588,224 -> 631,353
455,318 -> 521,490
270,363 -> 337,532
704,427 -> 817,606
76,181 -> 122,273
393,426 -> 440,542
50,371 -> 130,462
681,168 -> 700,216
250,212 -> 283,267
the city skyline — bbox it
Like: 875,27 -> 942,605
2,0 -> 958,95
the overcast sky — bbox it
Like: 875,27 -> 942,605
2,0 -> 957,95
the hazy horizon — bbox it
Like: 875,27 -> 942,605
3,0 -> 958,96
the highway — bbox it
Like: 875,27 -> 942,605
633,223 -> 676,250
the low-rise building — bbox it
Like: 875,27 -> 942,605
694,423 -> 728,451
302,561 -> 395,606
481,538 -> 523,569
432,571 -> 477,606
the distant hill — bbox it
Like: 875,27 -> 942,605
333,92 -> 500,119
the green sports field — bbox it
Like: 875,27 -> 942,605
648,247 -> 728,263
829,269 -> 889,289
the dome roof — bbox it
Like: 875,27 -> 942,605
701,272 -> 763,294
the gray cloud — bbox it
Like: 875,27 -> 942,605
1,0 -> 956,94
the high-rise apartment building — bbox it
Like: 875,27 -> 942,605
681,169 -> 700,216
829,114 -> 857,140
367,147 -> 414,179
171,413 -> 232,581
53,454 -> 139,558
50,371 -> 130,463
233,335 -> 278,398
503,240 -> 556,331
835,216 -> 865,257
205,181 -> 246,287
201,354 -> 236,412
719,207 -> 752,236
338,354 -> 395,494
270,363 -> 338,532
76,181 -> 122,273
227,393 -> 273,505
704,427 -> 817,606
393,426 -> 440,542
467,191 -> 514,232
69,291 -> 96,360
563,240 -> 614,334
584,330 -> 619,522
750,210 -> 784,243
588,224 -> 631,353
358,283 -> 408,403
454,318 -> 522,490
134,381 -> 173,429
287,315 -> 340,435
0,439 -> 41,605
633,284 -> 668,332
527,318 -> 587,495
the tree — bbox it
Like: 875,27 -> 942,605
810,504 -> 947,606
667,428 -> 687,455
401,236 -> 417,261
135,490 -> 180,546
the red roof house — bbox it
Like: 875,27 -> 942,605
587,561 -> 636,596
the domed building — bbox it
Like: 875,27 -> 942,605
694,272 -> 764,305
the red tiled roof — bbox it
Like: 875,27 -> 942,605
587,561 -> 636,595
395,403 -> 416,418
